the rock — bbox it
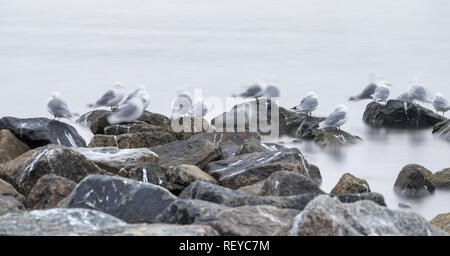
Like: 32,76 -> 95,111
308,164 -> 323,185
88,132 -> 176,149
333,192 -> 387,206
86,112 -> 112,134
76,110 -> 110,128
432,120 -> 450,142
331,173 -> 371,195
261,171 -> 325,196
59,174 -> 177,224
313,128 -> 362,147
235,180 -> 266,196
149,138 -> 221,169
120,163 -> 217,195
179,181 -> 318,211
155,199 -> 229,224
0,178 -> 26,204
190,132 -> 261,158
206,148 -> 314,189
235,139 -> 287,156
88,223 -> 219,236
430,213 -> 450,233
206,205 -> 299,236
27,174 -> 77,210
0,130 -> 30,164
429,168 -> 450,189
0,117 -> 86,148
138,111 -> 171,127
0,208 -> 126,236
169,116 -> 212,140
0,195 -> 25,216
278,108 -> 325,139
75,147 -> 159,175
104,122 -> 165,135
363,100 -> 445,128
282,195 -> 447,236
0,145 -> 106,196
394,164 -> 435,197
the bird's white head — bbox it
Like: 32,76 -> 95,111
377,80 -> 392,87
435,92 -> 443,98
137,90 -> 150,101
335,104 -> 349,112
137,84 -> 147,90
307,91 -> 318,98
51,92 -> 61,98
114,83 -> 125,90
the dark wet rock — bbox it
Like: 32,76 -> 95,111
0,195 -> 25,216
88,132 -> 176,149
430,213 -> 450,233
59,174 -> 177,224
0,178 -> 26,204
138,111 -> 171,127
394,164 -> 435,197
155,199 -> 229,224
0,145 -> 106,196
206,148 -> 313,189
0,208 -> 126,235
432,120 -> 450,142
179,181 -> 318,211
0,117 -> 86,148
169,116 -> 212,140
104,122 -> 165,135
86,112 -> 112,134
149,138 -> 221,170
331,173 -> 371,195
206,205 -> 299,236
363,100 -> 445,128
281,195 -> 447,236
76,110 -> 110,128
87,223 -> 219,236
261,171 -> 324,196
119,163 -> 217,195
0,129 -> 30,164
190,132 -> 261,158
75,147 -> 159,175
235,139 -> 286,156
279,108 -> 325,139
314,128 -> 362,147
333,192 -> 387,207
27,174 -> 76,210
430,168 -> 450,189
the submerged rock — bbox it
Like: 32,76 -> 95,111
313,128 -> 362,147
27,174 -> 77,210
0,130 -> 30,164
331,173 -> 371,195
59,174 -> 177,224
0,145 -> 106,196
432,120 -> 450,142
149,138 -> 221,170
0,195 -> 25,216
260,171 -> 325,196
206,148 -> 314,189
0,117 -> 86,148
75,147 -> 159,175
430,213 -> 450,233
88,132 -> 176,149
0,208 -> 126,236
283,195 -> 447,236
363,100 -> 444,128
394,164 -> 435,197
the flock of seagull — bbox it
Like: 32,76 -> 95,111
47,77 -> 450,131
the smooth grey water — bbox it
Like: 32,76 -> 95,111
1,0 -> 449,219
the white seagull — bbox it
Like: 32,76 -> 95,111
171,87 -> 193,119
47,92 -> 78,120
433,93 -> 450,116
107,91 -> 148,125
371,81 -> 392,103
121,84 -> 146,105
349,73 -> 382,102
87,83 -> 126,112
292,91 -> 319,116
319,105 -> 349,130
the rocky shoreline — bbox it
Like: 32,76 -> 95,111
0,100 -> 449,236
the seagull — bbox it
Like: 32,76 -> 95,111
255,84 -> 280,98
348,73 -> 382,101
371,81 -> 392,103
171,87 -> 193,119
433,93 -> 450,116
47,92 -> 78,120
234,82 -> 265,98
107,91 -> 147,125
291,91 -> 318,116
319,105 -> 349,130
87,83 -> 126,112
190,99 -> 208,117
121,84 -> 146,106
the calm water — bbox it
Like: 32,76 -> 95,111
1,0 -> 449,219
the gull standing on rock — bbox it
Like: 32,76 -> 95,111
87,83 -> 125,112
319,105 -> 349,130
371,81 -> 392,103
121,84 -> 146,105
291,91 -> 319,116
233,81 -> 265,98
47,92 -> 78,120
107,91 -> 148,125
433,93 -> 450,116
171,87 -> 193,119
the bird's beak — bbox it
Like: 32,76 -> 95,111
386,83 -> 393,87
